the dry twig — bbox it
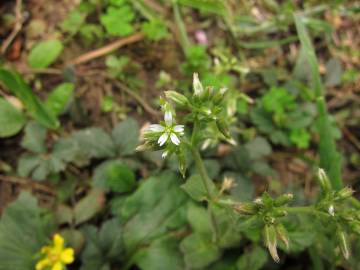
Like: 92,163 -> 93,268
68,33 -> 145,66
1,0 -> 23,55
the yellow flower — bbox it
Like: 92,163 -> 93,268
36,234 -> 74,270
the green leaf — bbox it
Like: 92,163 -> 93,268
100,6 -> 135,36
74,189 -> 105,225
187,202 -> 213,234
93,160 -> 135,193
21,121 -> 47,153
73,127 -> 116,159
0,192 -> 52,270
0,98 -> 25,137
0,68 -> 59,129
60,229 -> 85,254
227,173 -> 254,201
178,0 -> 228,16
112,118 -> 139,156
45,83 -> 74,116
134,237 -> 184,270
180,233 -> 222,269
142,19 -> 168,41
119,171 -> 188,252
81,219 -> 123,270
105,163 -> 135,193
28,40 -> 63,68
236,246 -> 268,270
245,137 -> 272,160
181,174 -> 217,202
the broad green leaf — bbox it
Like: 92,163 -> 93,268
119,171 -> 188,252
81,219 -> 123,270
227,173 -> 254,202
142,19 -> 168,41
0,68 -> 59,129
93,160 -> 135,193
60,228 -> 85,254
134,237 -> 184,270
181,174 -> 217,202
100,6 -> 135,36
73,127 -> 116,159
21,121 -> 47,153
45,83 -> 74,116
0,192 -> 52,270
17,154 -> 41,178
187,202 -> 212,234
112,118 -> 139,156
236,246 -> 268,270
28,40 -> 63,68
180,233 -> 222,269
74,189 -> 105,225
0,98 -> 25,137
245,137 -> 272,160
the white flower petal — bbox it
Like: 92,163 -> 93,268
158,133 -> 169,146
170,133 -> 180,145
162,151 -> 168,159
164,111 -> 173,126
193,73 -> 204,96
148,124 -> 165,132
173,125 -> 184,133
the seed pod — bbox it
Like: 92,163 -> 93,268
216,119 -> 231,138
317,168 -> 332,193
274,193 -> 294,207
264,224 -> 280,263
336,230 -> 350,259
165,91 -> 189,107
276,223 -> 290,250
336,187 -> 354,201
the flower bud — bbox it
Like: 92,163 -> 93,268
317,168 -> 332,192
193,73 -> 204,96
328,205 -> 335,216
336,187 -> 354,201
276,223 -> 290,250
165,91 -> 189,107
264,224 -> 280,263
272,209 -> 288,218
216,119 -> 231,138
177,150 -> 187,178
233,202 -> 258,215
336,230 -> 350,259
274,193 -> 294,207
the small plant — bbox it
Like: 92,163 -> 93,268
138,73 -> 360,265
251,86 -> 316,148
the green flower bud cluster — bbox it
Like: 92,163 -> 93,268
233,192 -> 293,262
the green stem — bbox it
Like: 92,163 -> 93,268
309,246 -> 324,270
190,145 -> 214,200
172,0 -> 190,54
283,206 -> 328,218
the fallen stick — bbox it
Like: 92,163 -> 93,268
68,32 -> 145,66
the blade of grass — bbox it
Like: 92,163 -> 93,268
172,0 -> 190,54
294,14 -> 342,190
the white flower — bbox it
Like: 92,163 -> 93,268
146,111 -> 184,147
328,205 -> 335,216
193,73 -> 204,96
